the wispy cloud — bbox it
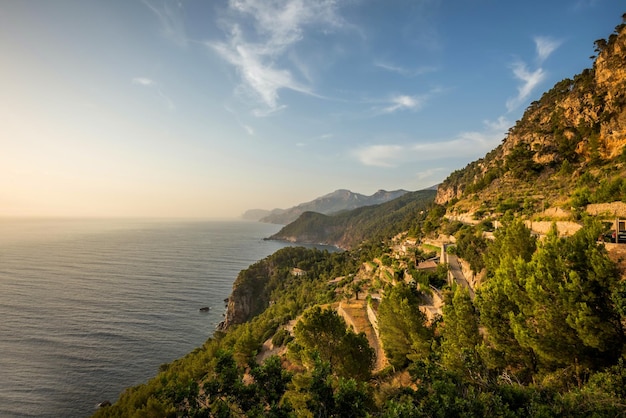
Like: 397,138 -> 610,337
505,62 -> 545,111
415,167 -> 445,182
573,0 -> 600,11
141,0 -> 187,47
375,61 -> 437,77
132,77 -> 175,110
379,94 -> 425,114
534,36 -> 561,64
243,124 -> 255,135
209,0 -> 347,115
355,117 -> 510,167
132,77 -> 154,86
355,144 -> 405,167
505,36 -> 561,112
367,89 -> 442,116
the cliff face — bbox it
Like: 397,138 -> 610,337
436,21 -> 626,205
217,260 -> 273,331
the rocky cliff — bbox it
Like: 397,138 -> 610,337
217,258 -> 274,331
436,18 -> 626,205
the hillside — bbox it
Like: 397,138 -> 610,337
437,17 -> 626,219
268,189 -> 436,249
245,189 -> 409,224
94,16 -> 626,418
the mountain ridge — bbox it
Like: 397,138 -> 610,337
436,18 -> 626,214
242,188 -> 411,224
268,189 -> 436,249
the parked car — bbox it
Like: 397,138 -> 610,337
599,230 -> 626,243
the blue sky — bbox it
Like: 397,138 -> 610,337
0,1 -> 623,218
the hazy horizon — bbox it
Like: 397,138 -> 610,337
1,1 -> 622,218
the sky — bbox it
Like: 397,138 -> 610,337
0,0 -> 623,218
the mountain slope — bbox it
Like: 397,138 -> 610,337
436,19 -> 626,215
94,15 -> 626,418
269,189 -> 436,249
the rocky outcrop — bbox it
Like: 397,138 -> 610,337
436,20 -> 626,205
217,260 -> 273,331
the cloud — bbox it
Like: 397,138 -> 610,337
375,62 -> 437,77
505,61 -> 546,112
573,0 -> 600,11
415,167 -> 445,182
354,145 -> 405,167
209,0 -> 347,115
243,124 -> 255,135
505,36 -> 561,112
355,117 -> 510,167
380,95 -> 425,114
141,0 -> 187,47
534,36 -> 561,63
132,77 -> 154,86
132,77 -> 175,110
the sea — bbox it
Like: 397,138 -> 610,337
0,218 -> 307,417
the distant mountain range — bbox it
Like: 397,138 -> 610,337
268,189 -> 437,249
242,189 -> 412,225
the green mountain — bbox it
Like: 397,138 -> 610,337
268,189 -> 436,249
94,15 -> 626,418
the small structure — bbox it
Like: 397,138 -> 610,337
417,258 -> 439,272
328,276 -> 344,285
290,267 -> 307,277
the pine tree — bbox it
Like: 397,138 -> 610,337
440,286 -> 483,382
509,223 -> 624,374
476,218 -> 538,380
377,283 -> 433,368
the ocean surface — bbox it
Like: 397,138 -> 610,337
0,219 -> 301,417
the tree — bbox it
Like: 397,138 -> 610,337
477,218 -> 540,379
293,306 -> 375,380
352,281 -> 363,300
377,283 -> 433,368
455,227 -> 488,274
505,142 -> 542,180
484,216 -> 536,277
249,355 -> 293,412
440,287 -> 483,381
303,357 -> 372,418
509,224 -> 624,373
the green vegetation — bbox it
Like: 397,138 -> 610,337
270,190 -> 436,249
377,283 -> 434,369
291,306 -> 374,380
94,212 -> 626,418
94,16 -> 626,418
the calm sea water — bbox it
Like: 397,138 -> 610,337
0,219 -> 294,417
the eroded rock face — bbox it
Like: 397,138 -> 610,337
218,291 -> 253,331
436,23 -> 626,205
217,260 -> 273,331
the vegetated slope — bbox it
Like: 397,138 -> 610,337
217,246 -> 358,330
437,19 -> 626,215
94,17 -> 626,418
258,189 -> 410,224
269,189 -> 437,249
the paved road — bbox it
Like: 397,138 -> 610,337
447,254 -> 475,299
